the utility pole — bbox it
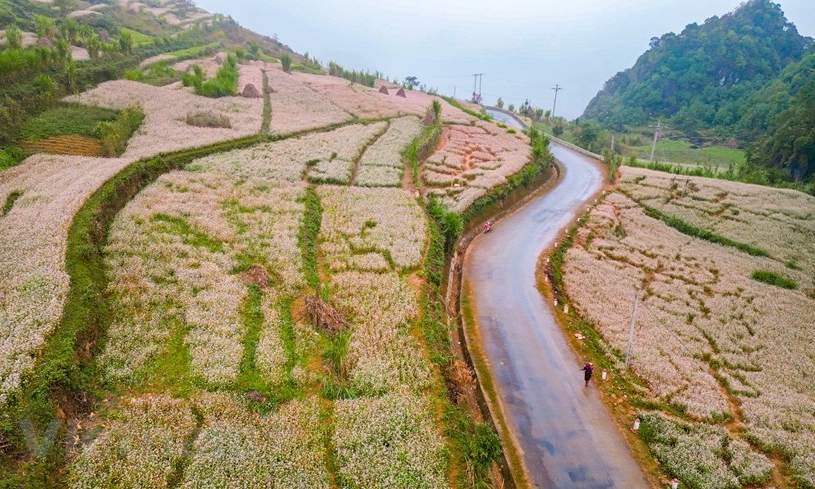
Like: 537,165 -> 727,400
649,120 -> 666,163
551,84 -> 562,119
472,73 -> 483,104
625,288 -> 640,368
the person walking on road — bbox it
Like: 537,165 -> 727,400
582,362 -> 594,386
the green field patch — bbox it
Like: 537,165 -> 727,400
120,27 -> 154,46
165,42 -> 221,58
751,270 -> 798,289
19,103 -> 118,140
151,213 -> 224,253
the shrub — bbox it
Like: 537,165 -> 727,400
184,110 -> 231,128
280,53 -> 292,73
96,104 -> 145,156
751,270 -> 797,289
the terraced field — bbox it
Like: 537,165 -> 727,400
1,55 -> 534,487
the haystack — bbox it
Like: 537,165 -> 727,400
396,88 -> 407,97
378,85 -> 389,95
242,83 -> 262,98
305,295 -> 348,333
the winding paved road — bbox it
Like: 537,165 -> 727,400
463,143 -> 650,488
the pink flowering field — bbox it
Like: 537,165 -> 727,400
1,55 -> 543,485
425,121 -> 531,212
562,166 -> 815,486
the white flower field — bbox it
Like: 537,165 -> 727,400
424,121 -> 531,212
562,166 -> 815,486
0,48 -> 546,486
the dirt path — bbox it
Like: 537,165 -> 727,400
462,143 -> 650,488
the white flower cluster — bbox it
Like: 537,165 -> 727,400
333,389 -> 449,488
330,271 -> 431,395
102,170 -> 305,384
620,167 -> 815,271
424,121 -> 531,212
69,394 -> 329,488
65,79 -> 263,159
305,122 -> 388,185
255,297 -> 287,384
69,395 -> 197,488
0,154 -> 131,404
355,116 -> 422,187
265,66 -> 354,136
638,412 -> 772,488
300,72 -> 475,124
318,186 -> 427,272
564,183 -> 815,482
183,393 -> 329,488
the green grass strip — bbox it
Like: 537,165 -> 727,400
751,270 -> 797,289
298,186 -> 322,289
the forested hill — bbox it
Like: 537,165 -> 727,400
581,0 -> 812,136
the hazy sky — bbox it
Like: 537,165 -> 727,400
195,0 -> 814,120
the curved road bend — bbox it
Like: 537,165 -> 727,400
463,143 -> 649,488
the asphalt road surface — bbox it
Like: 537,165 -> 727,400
463,143 -> 650,488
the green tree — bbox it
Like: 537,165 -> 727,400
280,52 -> 291,73
35,15 -> 56,42
85,34 -> 100,60
5,24 -> 23,50
496,97 -> 504,109
748,80 -> 815,180
118,30 -> 133,55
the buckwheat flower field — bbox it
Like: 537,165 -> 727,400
182,393 -> 330,488
64,80 -> 263,159
69,395 -> 197,488
356,116 -> 422,187
265,66 -> 354,135
2,44 -> 548,484
563,166 -> 815,484
333,389 -> 448,488
300,72 -> 476,124
0,154 -> 130,403
101,169 -> 305,383
318,186 -> 427,271
424,121 -> 531,212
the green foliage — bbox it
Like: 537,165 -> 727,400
747,78 -> 815,181
426,197 -> 463,253
4,23 -> 23,50
2,190 -> 22,215
203,54 -> 239,97
751,270 -> 797,289
95,104 -> 144,156
466,423 -> 503,473
0,147 -> 26,170
19,103 -> 118,140
327,61 -> 377,87
297,186 -> 322,289
584,0 -> 810,134
603,149 -> 622,183
442,96 -> 491,121
280,52 -> 292,73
